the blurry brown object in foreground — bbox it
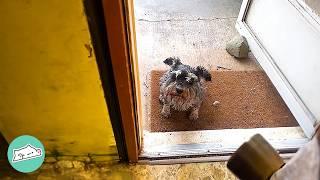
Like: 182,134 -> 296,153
227,126 -> 320,180
227,134 -> 284,180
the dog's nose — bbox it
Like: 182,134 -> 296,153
176,88 -> 183,94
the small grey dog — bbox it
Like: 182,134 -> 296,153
159,57 -> 211,120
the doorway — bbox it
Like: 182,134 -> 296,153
132,0 -> 306,159
101,0 -> 316,162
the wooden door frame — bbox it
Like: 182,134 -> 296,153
101,0 -> 140,162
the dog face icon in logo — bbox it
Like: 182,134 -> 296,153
12,144 -> 42,163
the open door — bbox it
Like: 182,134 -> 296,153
236,0 -> 319,138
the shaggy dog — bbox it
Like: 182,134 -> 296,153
159,57 -> 211,120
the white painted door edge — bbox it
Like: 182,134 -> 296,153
236,0 -> 318,138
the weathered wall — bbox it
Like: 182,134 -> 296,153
0,0 -> 117,159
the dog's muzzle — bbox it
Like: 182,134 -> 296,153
176,88 -> 183,94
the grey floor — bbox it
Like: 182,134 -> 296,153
134,0 -> 260,131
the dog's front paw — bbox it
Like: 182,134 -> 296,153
161,105 -> 171,118
189,111 -> 199,120
161,110 -> 171,118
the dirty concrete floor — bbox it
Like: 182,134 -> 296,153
0,134 -> 236,180
0,159 -> 237,180
134,0 -> 261,131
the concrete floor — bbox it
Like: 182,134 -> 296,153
0,160 -> 236,179
134,0 -> 260,131
0,134 -> 236,180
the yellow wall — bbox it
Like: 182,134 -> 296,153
0,0 -> 117,158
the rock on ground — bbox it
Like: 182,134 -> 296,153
226,35 -> 249,58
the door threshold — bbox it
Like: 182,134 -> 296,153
140,138 -> 306,158
140,127 -> 308,164
138,152 -> 297,165
143,127 -> 306,150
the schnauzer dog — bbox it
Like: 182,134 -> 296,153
159,57 -> 211,120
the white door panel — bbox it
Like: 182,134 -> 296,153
237,0 -> 320,137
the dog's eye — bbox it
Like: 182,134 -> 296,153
186,77 -> 194,84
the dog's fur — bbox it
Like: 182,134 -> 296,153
159,57 -> 211,120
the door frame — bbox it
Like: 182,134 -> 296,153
85,0 -> 141,163
84,0 -> 137,162
101,0 -> 141,162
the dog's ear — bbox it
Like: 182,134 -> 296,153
195,66 -> 211,81
163,57 -> 181,68
186,73 -> 198,83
